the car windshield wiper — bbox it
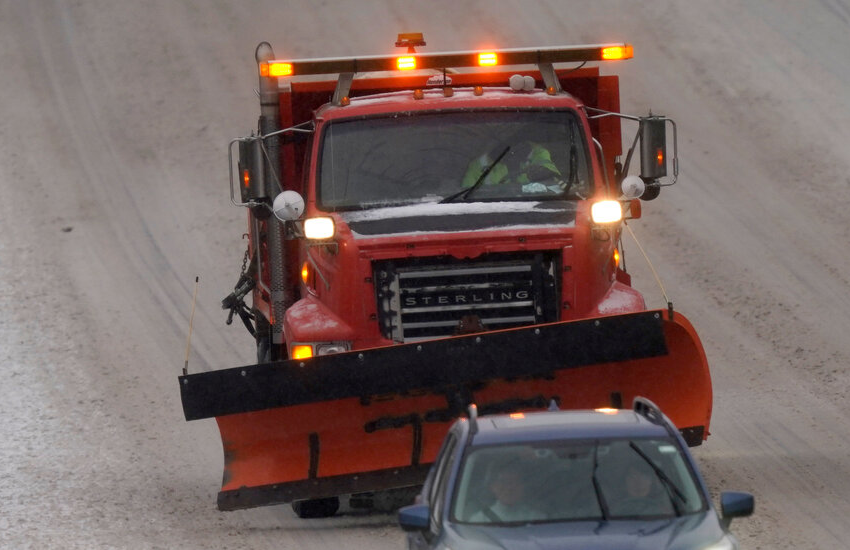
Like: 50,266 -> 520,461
628,441 -> 687,516
591,442 -> 610,520
441,146 -> 511,203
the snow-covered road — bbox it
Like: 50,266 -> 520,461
2,2 -> 849,548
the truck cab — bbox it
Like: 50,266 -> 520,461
237,41 -> 655,362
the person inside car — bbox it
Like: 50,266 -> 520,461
613,464 -> 675,517
470,463 -> 543,523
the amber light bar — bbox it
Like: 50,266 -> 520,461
260,43 -> 633,78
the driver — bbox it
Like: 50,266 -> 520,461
461,141 -> 561,188
470,463 -> 542,523
614,464 -> 675,516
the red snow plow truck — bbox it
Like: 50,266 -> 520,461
178,35 -> 712,517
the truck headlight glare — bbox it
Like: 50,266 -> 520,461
304,217 -> 334,240
591,200 -> 623,224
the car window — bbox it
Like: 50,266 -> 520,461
451,438 -> 705,524
595,439 -> 705,518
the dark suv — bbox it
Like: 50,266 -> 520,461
398,398 -> 753,549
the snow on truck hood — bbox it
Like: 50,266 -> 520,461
338,201 -> 577,238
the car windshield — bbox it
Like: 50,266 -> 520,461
451,438 -> 705,524
318,110 -> 592,211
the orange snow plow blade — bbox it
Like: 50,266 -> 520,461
179,309 -> 711,510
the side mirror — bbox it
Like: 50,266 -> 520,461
639,116 -> 667,181
398,503 -> 430,532
237,138 -> 268,203
272,190 -> 305,221
719,491 -> 755,529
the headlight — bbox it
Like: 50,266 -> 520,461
316,342 -> 350,355
701,535 -> 737,550
304,217 -> 335,239
591,200 -> 623,224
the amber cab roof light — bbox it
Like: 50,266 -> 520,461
259,42 -> 634,79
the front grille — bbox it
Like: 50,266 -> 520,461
375,253 -> 560,342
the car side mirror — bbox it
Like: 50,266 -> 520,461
398,503 -> 430,532
719,491 -> 755,529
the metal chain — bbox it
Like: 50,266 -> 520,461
239,233 -> 250,276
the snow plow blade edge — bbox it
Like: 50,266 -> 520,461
180,310 -> 666,420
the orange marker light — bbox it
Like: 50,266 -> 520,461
270,62 -> 293,76
613,248 -> 620,268
595,408 -> 619,414
601,45 -> 634,60
292,345 -> 313,360
656,148 -> 665,166
242,168 -> 250,188
261,62 -> 293,77
301,262 -> 309,284
509,412 -> 525,419
397,56 -> 417,70
478,52 -> 498,66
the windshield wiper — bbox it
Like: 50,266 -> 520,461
628,441 -> 687,516
591,443 -> 610,520
560,125 -> 581,198
441,146 -> 511,203
562,141 -> 579,196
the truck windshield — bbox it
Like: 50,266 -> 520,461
318,110 -> 591,211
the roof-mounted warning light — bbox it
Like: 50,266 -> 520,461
397,56 -> 417,70
260,61 -> 293,77
395,32 -> 427,53
257,40 -> 633,106
478,52 -> 498,66
602,44 -> 634,60
258,42 -> 633,79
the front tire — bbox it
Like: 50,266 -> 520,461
291,497 -> 340,518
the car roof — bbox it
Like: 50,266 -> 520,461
466,408 -> 673,447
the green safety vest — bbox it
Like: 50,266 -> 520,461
462,143 -> 561,187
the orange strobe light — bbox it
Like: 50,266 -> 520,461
261,61 -> 294,77
601,45 -> 634,60
478,52 -> 498,66
397,56 -> 417,70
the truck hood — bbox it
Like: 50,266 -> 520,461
339,201 -> 577,238
447,513 -> 727,550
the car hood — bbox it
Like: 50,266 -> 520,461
449,512 -> 726,550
